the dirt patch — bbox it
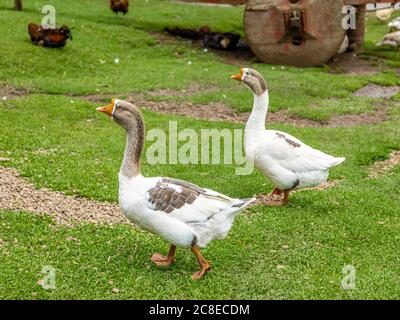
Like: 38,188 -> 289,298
85,93 -> 392,128
2,84 -> 390,128
151,30 -> 257,66
262,110 -> 385,128
141,100 -> 247,123
207,44 -> 257,66
84,93 -> 247,122
353,84 -> 400,99
297,179 -> 341,192
254,180 -> 341,205
158,32 -> 383,71
79,92 -> 122,104
325,103 -> 390,127
78,82 -> 216,103
0,167 -> 128,226
368,151 -> 400,178
86,93 -> 311,125
139,99 -> 391,128
147,83 -> 216,97
327,53 -> 381,75
0,85 -> 27,101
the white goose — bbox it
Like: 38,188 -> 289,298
96,99 -> 254,280
231,68 -> 345,206
388,17 -> 400,32
376,31 -> 400,49
376,7 -> 394,22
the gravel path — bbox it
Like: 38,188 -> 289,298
0,167 -> 129,226
1,147 -> 398,226
368,151 -> 400,178
254,180 -> 341,205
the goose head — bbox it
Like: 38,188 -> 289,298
96,99 -> 144,132
231,68 -> 267,96
97,99 -> 145,177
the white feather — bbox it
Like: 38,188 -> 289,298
388,17 -> 400,30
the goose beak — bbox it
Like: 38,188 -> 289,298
96,100 -> 114,117
230,68 -> 243,81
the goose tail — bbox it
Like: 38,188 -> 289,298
233,197 -> 256,210
201,197 -> 255,245
330,157 -> 345,167
221,197 -> 256,219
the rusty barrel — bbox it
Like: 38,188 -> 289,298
244,0 -> 347,67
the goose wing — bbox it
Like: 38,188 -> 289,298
259,130 -> 345,173
145,177 -> 250,224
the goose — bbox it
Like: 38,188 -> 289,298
388,17 -> 400,32
376,7 -> 394,22
96,99 -> 254,279
231,68 -> 345,206
376,31 -> 400,49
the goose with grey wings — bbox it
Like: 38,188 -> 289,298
231,68 -> 345,206
96,99 -> 254,280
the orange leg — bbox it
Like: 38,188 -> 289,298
191,245 -> 211,280
282,190 -> 290,205
270,187 -> 283,196
151,245 -> 176,267
266,189 -> 290,206
265,187 -> 283,206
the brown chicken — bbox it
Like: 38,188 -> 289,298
110,0 -> 129,15
14,0 -> 22,11
28,23 -> 72,48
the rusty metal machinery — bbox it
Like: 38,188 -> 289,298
245,0 -> 347,66
186,0 -> 399,66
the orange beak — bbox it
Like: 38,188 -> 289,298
96,99 -> 115,117
230,68 -> 243,81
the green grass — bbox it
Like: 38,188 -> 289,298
0,0 -> 399,118
0,0 -> 400,299
0,186 -> 399,300
0,0 -> 244,95
1,92 -> 400,300
364,11 -> 400,67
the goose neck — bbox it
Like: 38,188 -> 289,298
246,91 -> 269,132
120,124 -> 144,179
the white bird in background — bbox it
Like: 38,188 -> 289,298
231,68 -> 345,206
376,31 -> 400,49
388,16 -> 400,31
376,7 -> 394,22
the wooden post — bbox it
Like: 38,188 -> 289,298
14,0 -> 22,11
348,4 -> 366,52
355,4 -> 366,53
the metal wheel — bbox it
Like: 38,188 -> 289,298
244,0 -> 346,66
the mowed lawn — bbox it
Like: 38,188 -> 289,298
0,0 -> 399,299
